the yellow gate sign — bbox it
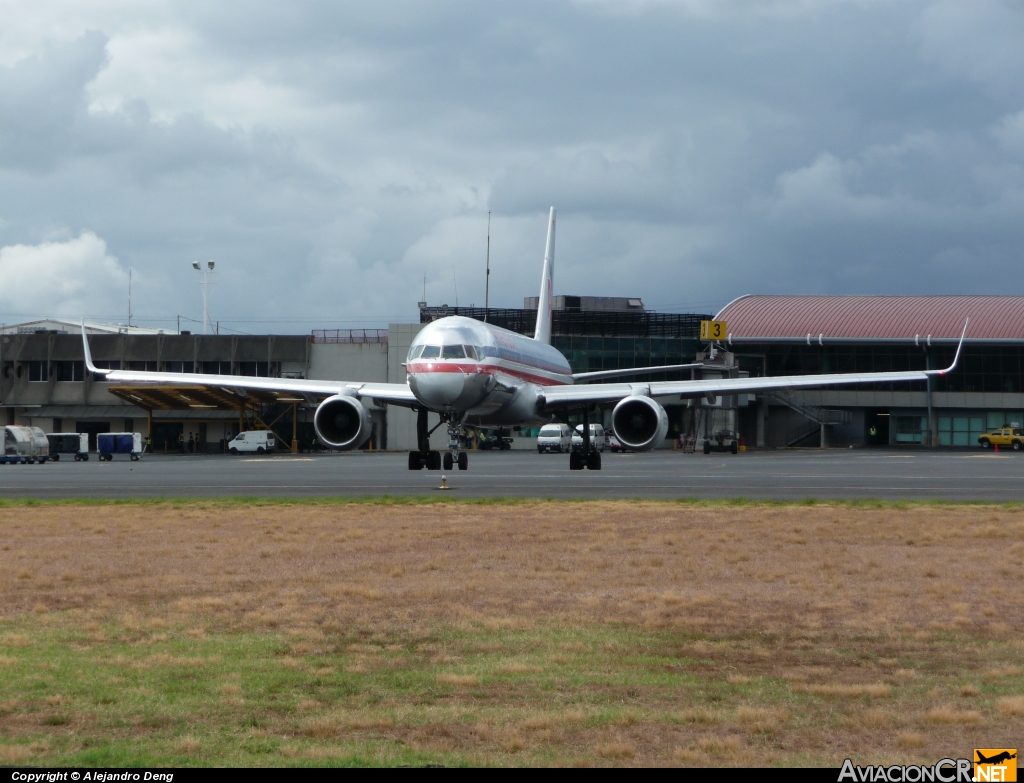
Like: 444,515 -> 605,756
700,320 -> 727,341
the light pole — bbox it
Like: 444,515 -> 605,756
192,261 -> 215,335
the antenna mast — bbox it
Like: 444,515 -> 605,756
484,211 -> 491,323
128,269 -> 132,327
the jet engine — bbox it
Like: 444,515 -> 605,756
313,394 -> 372,450
611,395 -> 669,452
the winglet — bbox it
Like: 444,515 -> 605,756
80,319 -> 108,375
930,318 -> 968,375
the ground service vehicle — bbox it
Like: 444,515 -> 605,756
572,424 -> 607,453
537,423 -> 572,453
228,431 -> 276,454
607,434 -> 632,453
47,432 -> 89,461
80,207 -> 970,474
704,429 -> 740,455
978,427 -> 1024,450
2,425 -> 49,464
98,432 -> 143,461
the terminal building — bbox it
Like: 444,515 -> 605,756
0,299 -> 710,452
719,295 -> 1024,448
3,295 -> 1022,452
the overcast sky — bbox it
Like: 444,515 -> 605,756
1,0 -> 1023,332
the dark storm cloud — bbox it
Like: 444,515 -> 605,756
1,1 -> 1023,328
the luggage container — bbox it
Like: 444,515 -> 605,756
47,432 -> 90,462
2,425 -> 49,464
97,432 -> 143,461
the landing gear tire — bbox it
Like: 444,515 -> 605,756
458,451 -> 468,471
703,440 -> 711,455
408,452 -> 424,470
586,451 -> 602,470
569,451 -> 583,470
443,452 -> 454,471
427,451 -> 442,470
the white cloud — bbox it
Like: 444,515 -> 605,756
0,232 -> 128,317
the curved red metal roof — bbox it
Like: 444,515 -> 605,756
716,296 -> 1024,341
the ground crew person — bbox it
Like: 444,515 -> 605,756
178,432 -> 185,453
144,434 -> 152,454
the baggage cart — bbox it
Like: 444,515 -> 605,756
47,432 -> 90,462
97,432 -> 143,462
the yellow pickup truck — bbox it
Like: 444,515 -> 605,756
978,427 -> 1024,450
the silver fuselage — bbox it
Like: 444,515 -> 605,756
405,316 -> 571,426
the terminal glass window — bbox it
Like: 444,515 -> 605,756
25,361 -> 47,382
987,411 -> 1024,429
937,416 -> 984,446
238,362 -> 269,377
550,335 -> 700,380
894,416 -> 927,444
54,361 -> 85,381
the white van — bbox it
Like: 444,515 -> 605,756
537,423 -> 572,453
227,430 -> 276,454
571,424 -> 607,452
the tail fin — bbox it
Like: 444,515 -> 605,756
533,206 -> 556,344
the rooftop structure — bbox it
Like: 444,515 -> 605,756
522,295 -> 644,312
0,319 -> 165,336
717,295 -> 1024,343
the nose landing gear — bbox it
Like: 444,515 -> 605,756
407,408 -> 468,471
445,412 -> 468,470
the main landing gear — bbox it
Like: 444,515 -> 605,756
569,406 -> 601,471
408,408 -> 468,471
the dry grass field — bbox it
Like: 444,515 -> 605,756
0,498 -> 1022,767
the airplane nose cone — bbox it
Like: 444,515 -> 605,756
410,371 -> 466,409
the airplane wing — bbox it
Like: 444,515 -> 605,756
540,320 -> 968,409
80,323 -> 418,407
571,363 -> 703,382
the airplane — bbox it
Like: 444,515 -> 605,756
80,207 -> 968,472
976,751 -> 1016,765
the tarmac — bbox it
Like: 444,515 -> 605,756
2,448 -> 1023,501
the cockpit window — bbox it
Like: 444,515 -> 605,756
408,345 -> 424,360
442,345 -> 466,359
462,345 -> 477,360
420,345 -> 441,359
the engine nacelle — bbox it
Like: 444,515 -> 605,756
313,394 -> 372,450
612,395 -> 669,451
